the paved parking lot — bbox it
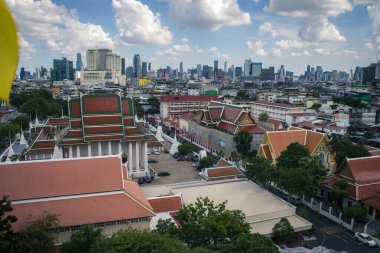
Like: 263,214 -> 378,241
145,151 -> 201,185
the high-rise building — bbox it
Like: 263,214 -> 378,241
214,60 -> 218,78
148,62 -> 151,71
20,67 -> 25,80
141,62 -> 147,77
105,53 -> 120,71
197,64 -> 202,77
244,59 -> 251,76
35,67 -> 40,80
86,49 -> 112,70
76,53 -> 83,71
121,58 -> 125,75
51,57 -> 74,81
126,66 -> 134,78
251,62 -> 262,78
98,49 -> 112,70
133,54 -> 141,78
235,67 -> 243,77
224,61 -> 227,73
179,62 -> 183,80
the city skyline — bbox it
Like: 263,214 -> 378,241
7,0 -> 380,73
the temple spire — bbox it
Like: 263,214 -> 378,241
169,133 -> 180,154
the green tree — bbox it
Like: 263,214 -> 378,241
272,217 -> 294,245
155,219 -> 178,239
176,197 -> 250,248
0,196 -> 17,253
91,229 -> 189,253
0,124 -> 20,139
133,99 -> 144,118
61,225 -> 102,253
233,131 -> 252,161
245,156 -> 276,186
277,142 -> 309,168
235,90 -> 249,100
220,233 -> 279,253
178,143 -> 194,155
330,180 -> 348,204
310,103 -> 322,111
330,104 -> 338,110
258,112 -> 269,122
20,98 -> 51,118
147,95 -> 160,114
344,205 -> 367,222
15,212 -> 60,253
277,156 -> 327,198
329,136 -> 371,167
364,131 -> 376,139
12,116 -> 29,130
199,157 -> 214,168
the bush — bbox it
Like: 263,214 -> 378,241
272,217 -> 294,244
344,205 -> 368,222
178,143 -> 194,155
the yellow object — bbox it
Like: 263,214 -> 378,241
0,0 -> 18,101
138,78 -> 151,85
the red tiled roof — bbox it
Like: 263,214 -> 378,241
124,180 -> 154,211
266,118 -> 285,131
210,107 -> 223,121
148,195 -> 182,213
237,125 -> 265,134
122,99 -> 132,116
207,167 -> 240,177
85,126 -> 123,135
84,115 -> 122,125
147,141 -> 163,147
346,156 -> 380,184
266,130 -> 307,159
222,105 -> 242,122
305,131 -> 325,154
70,99 -> 81,118
253,100 -> 305,108
294,122 -> 321,129
363,196 -> 380,210
179,112 -> 199,121
85,134 -> 124,141
216,159 -> 233,167
217,121 -> 238,134
11,192 -> 154,231
160,95 -> 220,103
33,141 -> 55,149
83,95 -> 120,114
0,156 -> 124,201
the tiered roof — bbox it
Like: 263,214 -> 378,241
199,158 -> 242,181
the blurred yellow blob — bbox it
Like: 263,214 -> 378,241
0,0 -> 18,101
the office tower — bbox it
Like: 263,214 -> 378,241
235,67 -> 243,77
142,62 -> 147,77
148,62 -> 151,71
86,49 -> 99,70
279,65 -> 285,81
224,61 -> 227,73
121,58 -> 125,75
244,59 -> 251,76
197,64 -> 202,77
179,61 -> 183,80
126,66 -> 134,78
35,67 -> 40,80
214,60 -> 218,79
208,66 -> 213,79
269,67 -> 275,80
202,65 -> 208,78
98,49 -> 112,70
361,62 -> 380,85
20,67 -> 25,80
51,57 -> 74,81
105,53 -> 120,71
40,66 -> 47,79
251,62 -> 262,78
133,54 -> 141,78
76,53 -> 83,71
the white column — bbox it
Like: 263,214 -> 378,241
144,142 -> 148,171
135,142 -> 140,172
76,145 -> 80,157
69,146 -> 73,158
108,141 -> 112,155
128,142 -> 133,171
98,142 -> 101,156
88,144 -> 91,157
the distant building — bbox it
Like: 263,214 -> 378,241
126,66 -> 134,78
235,67 -> 243,77
251,101 -> 305,121
51,57 -> 74,81
19,67 -> 25,80
86,49 -> 112,71
244,59 -> 251,76
76,53 -> 83,71
121,58 -> 126,75
133,54 -> 141,78
251,62 -> 262,78
142,62 -> 147,78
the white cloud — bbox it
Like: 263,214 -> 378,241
315,48 -> 333,55
336,50 -> 359,59
18,33 -> 36,60
365,42 -> 374,51
167,0 -> 250,31
181,38 -> 189,43
162,44 -> 192,57
246,40 -> 267,56
112,0 -> 173,45
368,2 -> 380,51
208,47 -> 230,60
275,39 -> 309,49
264,0 -> 352,17
196,46 -> 204,54
290,50 -> 310,57
6,0 -> 114,58
353,0 -> 372,6
252,0 -> 260,4
298,16 -> 346,43
259,22 -> 278,37
271,48 -> 282,57
314,48 -> 359,59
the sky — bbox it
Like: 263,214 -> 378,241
6,0 -> 380,75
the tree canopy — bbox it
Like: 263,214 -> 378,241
235,90 -> 249,100
277,142 -> 309,169
178,143 -> 194,155
245,156 -> 276,186
0,196 -> 17,253
61,225 -> 102,253
199,157 -> 214,168
12,116 -> 29,130
272,218 -> 294,245
147,96 -> 160,114
233,131 -> 252,161
310,103 -> 322,111
258,113 -> 269,122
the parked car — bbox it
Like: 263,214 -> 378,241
354,232 -> 377,247
137,178 -> 145,185
157,171 -> 171,177
144,176 -> 154,183
164,149 -> 169,153
153,149 -> 160,155
148,158 -> 158,163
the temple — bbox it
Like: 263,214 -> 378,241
23,93 -> 160,177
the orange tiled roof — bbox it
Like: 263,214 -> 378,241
207,167 -> 240,178
345,156 -> 380,184
261,144 -> 273,161
148,195 -> 182,213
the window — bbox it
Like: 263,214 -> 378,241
319,146 -> 325,152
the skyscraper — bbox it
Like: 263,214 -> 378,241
224,61 -> 227,73
86,49 -> 99,70
142,62 -> 147,77
148,62 -> 151,71
105,53 -> 121,71
76,53 -> 83,71
179,61 -> 183,80
251,62 -> 262,78
214,60 -> 218,78
244,59 -> 251,76
121,58 -> 125,75
133,54 -> 141,78
197,64 -> 202,77
20,67 -> 25,80
51,57 -> 74,81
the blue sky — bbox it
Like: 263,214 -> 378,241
6,0 -> 380,74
